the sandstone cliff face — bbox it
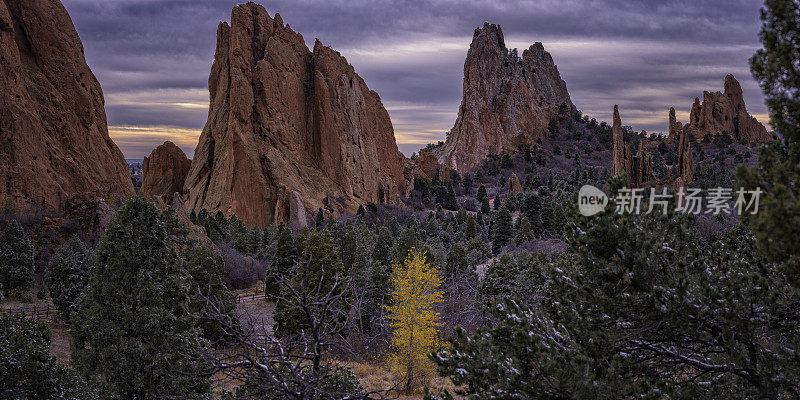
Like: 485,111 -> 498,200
435,23 -> 573,172
686,75 -> 770,143
183,3 -> 407,227
141,141 -> 191,199
0,0 -> 134,209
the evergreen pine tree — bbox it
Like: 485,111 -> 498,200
185,246 -> 237,342
396,227 -> 419,261
738,0 -> 800,284
492,206 -> 513,254
435,213 -> 800,399
516,216 -> 532,244
480,196 -> 490,215
477,254 -> 520,309
530,212 -> 544,237
274,230 -> 344,336
477,185 -> 487,203
444,243 -> 468,276
0,219 -> 34,296
372,226 -> 395,266
551,203 -> 567,236
443,181 -> 458,211
270,224 -> 298,295
1,315 -> 97,399
340,229 -> 358,273
46,237 -> 93,321
464,214 -> 478,240
72,197 -> 210,398
540,196 -> 553,233
462,173 -> 473,195
316,207 -> 325,227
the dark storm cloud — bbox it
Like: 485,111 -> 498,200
60,0 -> 768,157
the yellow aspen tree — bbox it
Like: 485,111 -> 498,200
386,247 -> 444,395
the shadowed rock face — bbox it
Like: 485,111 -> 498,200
0,0 -> 133,209
436,23 -> 573,173
183,2 -> 407,227
141,141 -> 191,199
687,75 -> 770,143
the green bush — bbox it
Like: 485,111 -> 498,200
0,314 -> 97,399
0,219 -> 34,296
46,237 -> 94,321
72,197 -> 210,399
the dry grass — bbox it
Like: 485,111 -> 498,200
50,326 -> 73,365
351,361 -> 461,399
0,289 -> 53,311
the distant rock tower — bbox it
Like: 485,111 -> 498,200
610,106 -> 654,187
683,75 -> 771,143
668,107 -> 683,143
611,105 -> 628,177
435,23 -> 573,172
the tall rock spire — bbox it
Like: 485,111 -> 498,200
610,105 -> 654,187
677,128 -> 694,184
435,23 -> 573,172
611,105 -> 628,177
668,107 -> 683,142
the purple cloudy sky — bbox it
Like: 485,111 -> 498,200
60,0 -> 770,159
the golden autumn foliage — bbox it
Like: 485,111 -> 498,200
385,248 -> 444,394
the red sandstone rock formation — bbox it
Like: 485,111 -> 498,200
668,107 -> 683,143
630,143 -> 655,188
686,75 -> 770,143
611,106 -> 654,187
412,150 -> 450,181
183,3 -> 407,227
0,0 -> 134,210
677,128 -> 694,184
141,141 -> 191,199
435,23 -> 573,172
611,105 -> 629,178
